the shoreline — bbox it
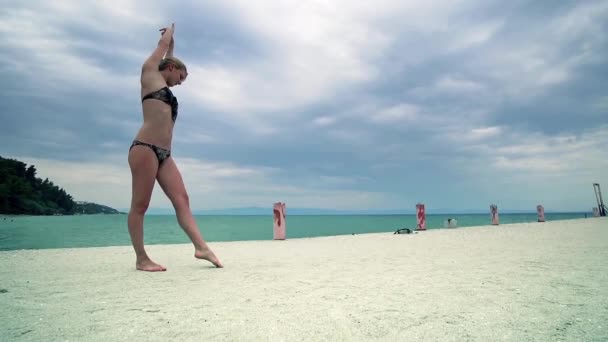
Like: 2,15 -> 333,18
0,216 -> 601,251
0,210 -> 593,217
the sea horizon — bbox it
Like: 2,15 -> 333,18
0,209 -> 593,217
0,211 -> 593,251
121,207 -> 595,216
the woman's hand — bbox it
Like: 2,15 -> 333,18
159,24 -> 175,57
159,23 -> 175,37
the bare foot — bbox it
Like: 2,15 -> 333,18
136,257 -> 167,272
195,248 -> 223,268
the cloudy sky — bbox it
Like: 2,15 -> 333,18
1,0 -> 607,213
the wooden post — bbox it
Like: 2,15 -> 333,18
273,202 -> 286,240
416,203 -> 426,230
537,205 -> 545,222
490,204 -> 499,225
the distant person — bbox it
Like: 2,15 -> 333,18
127,23 -> 222,272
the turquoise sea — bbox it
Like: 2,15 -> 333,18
0,212 -> 590,251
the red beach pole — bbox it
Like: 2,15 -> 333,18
416,203 -> 426,231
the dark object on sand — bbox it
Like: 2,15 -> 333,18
394,228 -> 414,234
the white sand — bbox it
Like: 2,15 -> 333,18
1,218 -> 607,341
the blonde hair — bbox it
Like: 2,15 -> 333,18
159,56 -> 187,74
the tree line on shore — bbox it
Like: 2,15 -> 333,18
0,156 -> 121,215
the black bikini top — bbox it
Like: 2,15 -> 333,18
142,86 -> 178,122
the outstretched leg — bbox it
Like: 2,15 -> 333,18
156,157 -> 223,268
128,146 -> 166,272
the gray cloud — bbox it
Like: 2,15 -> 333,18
1,0 -> 606,211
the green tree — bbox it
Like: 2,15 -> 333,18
0,156 -> 76,215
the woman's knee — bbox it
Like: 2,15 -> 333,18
130,200 -> 150,215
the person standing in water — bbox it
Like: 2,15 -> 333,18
127,23 -> 222,271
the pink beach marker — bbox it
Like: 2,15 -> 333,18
490,204 -> 499,225
416,203 -> 426,230
273,202 -> 286,240
537,205 -> 545,222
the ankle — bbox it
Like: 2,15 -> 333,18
194,242 -> 209,251
135,252 -> 149,262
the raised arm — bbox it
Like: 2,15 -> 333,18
142,23 -> 174,71
163,28 -> 175,58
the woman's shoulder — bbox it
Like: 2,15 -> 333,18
140,70 -> 167,93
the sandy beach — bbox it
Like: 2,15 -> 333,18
1,217 -> 607,341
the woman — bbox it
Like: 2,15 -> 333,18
128,23 -> 222,272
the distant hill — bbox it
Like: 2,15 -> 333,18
0,156 -> 123,215
74,201 -> 124,215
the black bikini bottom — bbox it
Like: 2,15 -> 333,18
129,140 -> 171,165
